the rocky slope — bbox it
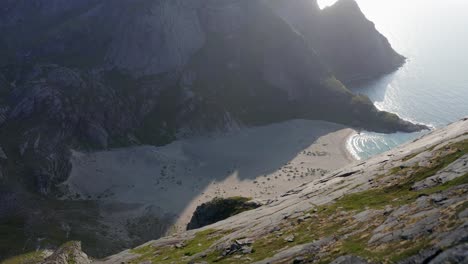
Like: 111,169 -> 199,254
6,117 -> 466,264
82,117 -> 467,264
0,0 -> 428,260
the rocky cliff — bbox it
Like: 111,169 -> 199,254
268,0 -> 406,82
0,0 -> 423,189
0,0 -> 428,261
88,118 -> 466,263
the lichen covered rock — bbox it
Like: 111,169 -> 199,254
42,241 -> 91,264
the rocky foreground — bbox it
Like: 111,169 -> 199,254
6,118 -> 467,264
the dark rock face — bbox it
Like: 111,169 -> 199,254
428,244 -> 468,264
315,0 -> 406,82
0,0 -> 423,195
269,0 -> 405,83
187,197 -> 260,230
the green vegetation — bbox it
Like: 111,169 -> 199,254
1,251 -> 47,264
326,140 -> 468,212
3,137 -> 465,263
322,77 -> 353,97
0,198 -> 110,260
401,151 -> 421,162
130,229 -> 225,264
329,234 -> 431,264
58,241 -> 81,264
247,217 -> 348,262
404,140 -> 468,183
0,216 -> 28,260
190,140 -> 468,263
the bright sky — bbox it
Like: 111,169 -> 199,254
316,0 -> 468,54
317,0 -> 339,8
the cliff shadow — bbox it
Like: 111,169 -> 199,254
64,119 -> 349,256
347,71 -> 399,103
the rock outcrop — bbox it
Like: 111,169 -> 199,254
187,197 -> 261,230
94,118 -> 468,264
41,241 -> 91,264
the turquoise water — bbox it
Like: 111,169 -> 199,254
339,0 -> 468,159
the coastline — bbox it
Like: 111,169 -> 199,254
341,129 -> 360,162
64,120 -> 357,234
173,126 -> 357,231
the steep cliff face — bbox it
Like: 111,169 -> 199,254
0,0 -> 416,134
92,118 -> 468,264
268,0 -> 405,82
317,0 -> 406,81
0,0 -> 423,195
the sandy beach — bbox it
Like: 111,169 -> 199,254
63,119 -> 356,234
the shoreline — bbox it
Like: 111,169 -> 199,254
173,126 -> 358,231
64,119 -> 358,234
341,129 -> 359,163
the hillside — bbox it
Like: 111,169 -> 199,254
94,117 -> 466,263
5,117 -> 467,263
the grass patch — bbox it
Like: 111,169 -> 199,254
210,209 -> 352,263
133,140 -> 467,263
199,169 -> 467,263
0,216 -> 28,260
1,251 -> 47,264
402,151 -> 421,162
327,171 -> 468,214
327,140 -> 468,212
130,229 -> 224,264
431,172 -> 468,190
331,234 -> 430,263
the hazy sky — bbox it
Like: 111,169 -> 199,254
317,0 -> 468,57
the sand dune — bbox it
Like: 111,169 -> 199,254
63,120 -> 355,233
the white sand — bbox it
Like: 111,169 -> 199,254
63,119 -> 355,232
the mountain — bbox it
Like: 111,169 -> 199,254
0,0 -> 429,260
0,0 -> 424,191
268,0 -> 406,82
6,118 -> 468,264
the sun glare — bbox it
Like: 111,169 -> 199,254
317,0 -> 339,9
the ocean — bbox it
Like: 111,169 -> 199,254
326,0 -> 468,159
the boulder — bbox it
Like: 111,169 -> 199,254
41,241 -> 91,264
187,197 -> 261,230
